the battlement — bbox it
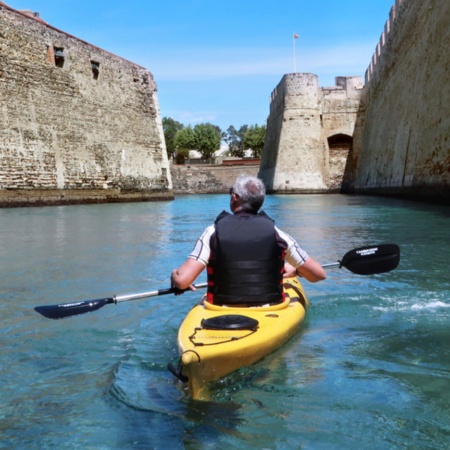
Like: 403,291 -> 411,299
365,0 -> 409,85
270,73 -> 363,100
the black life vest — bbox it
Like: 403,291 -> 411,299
207,210 -> 285,305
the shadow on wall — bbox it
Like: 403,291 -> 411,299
258,129 -> 282,192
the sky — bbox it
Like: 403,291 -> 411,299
6,0 -> 395,131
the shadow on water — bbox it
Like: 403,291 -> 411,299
106,324 -> 316,448
108,358 -> 248,448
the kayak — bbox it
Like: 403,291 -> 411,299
168,276 -> 309,400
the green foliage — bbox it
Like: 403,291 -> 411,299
174,125 -> 196,152
164,116 -> 265,161
193,123 -> 222,160
242,124 -> 266,158
175,147 -> 189,164
162,117 -> 184,157
224,125 -> 248,157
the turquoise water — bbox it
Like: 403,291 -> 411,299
0,194 -> 449,449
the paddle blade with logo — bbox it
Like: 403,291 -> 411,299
339,244 -> 400,275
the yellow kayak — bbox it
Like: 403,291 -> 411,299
169,277 -> 309,400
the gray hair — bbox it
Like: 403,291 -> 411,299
232,175 -> 266,212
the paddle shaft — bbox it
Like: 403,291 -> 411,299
114,283 -> 208,304
321,262 -> 340,269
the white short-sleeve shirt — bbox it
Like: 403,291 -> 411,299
188,224 -> 309,268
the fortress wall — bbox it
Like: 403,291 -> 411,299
0,4 -> 172,206
354,0 -> 449,202
321,77 -> 363,138
321,77 -> 363,191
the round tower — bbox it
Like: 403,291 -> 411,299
259,73 -> 328,192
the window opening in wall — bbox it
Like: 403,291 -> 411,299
54,47 -> 65,68
91,60 -> 100,80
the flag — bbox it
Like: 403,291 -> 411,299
293,33 -> 299,39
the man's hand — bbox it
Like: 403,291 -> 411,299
171,283 -> 197,296
283,262 -> 297,278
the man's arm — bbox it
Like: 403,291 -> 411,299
296,257 -> 326,282
171,258 -> 206,290
171,225 -> 214,291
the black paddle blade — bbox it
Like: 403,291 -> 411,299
34,297 -> 115,319
340,244 -> 400,275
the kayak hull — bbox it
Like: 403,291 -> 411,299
174,277 -> 309,400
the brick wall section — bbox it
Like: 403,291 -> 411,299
0,4 -> 172,206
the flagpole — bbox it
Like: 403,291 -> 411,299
293,33 -> 299,73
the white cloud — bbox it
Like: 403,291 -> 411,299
174,111 -> 219,125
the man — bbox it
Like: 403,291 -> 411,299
171,175 -> 326,305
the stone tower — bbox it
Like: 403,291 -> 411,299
259,73 -> 328,192
259,73 -> 363,193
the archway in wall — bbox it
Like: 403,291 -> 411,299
328,133 -> 352,151
327,134 -> 353,192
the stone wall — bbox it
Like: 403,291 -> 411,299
353,0 -> 449,203
259,73 -> 363,193
171,163 -> 259,194
0,3 -> 172,206
321,76 -> 363,191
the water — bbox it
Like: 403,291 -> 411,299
0,194 -> 449,449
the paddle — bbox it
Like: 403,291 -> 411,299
34,283 -> 208,320
34,243 -> 400,320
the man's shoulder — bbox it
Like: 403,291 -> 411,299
274,226 -> 293,243
214,210 -> 231,224
199,223 -> 216,239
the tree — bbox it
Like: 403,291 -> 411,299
193,123 -> 221,160
242,124 -> 266,158
224,125 -> 248,157
162,117 -> 184,158
174,126 -> 195,163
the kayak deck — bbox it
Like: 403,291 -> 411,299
170,277 -> 309,400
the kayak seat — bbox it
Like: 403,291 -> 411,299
201,314 -> 259,331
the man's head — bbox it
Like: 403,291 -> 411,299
230,175 -> 266,213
